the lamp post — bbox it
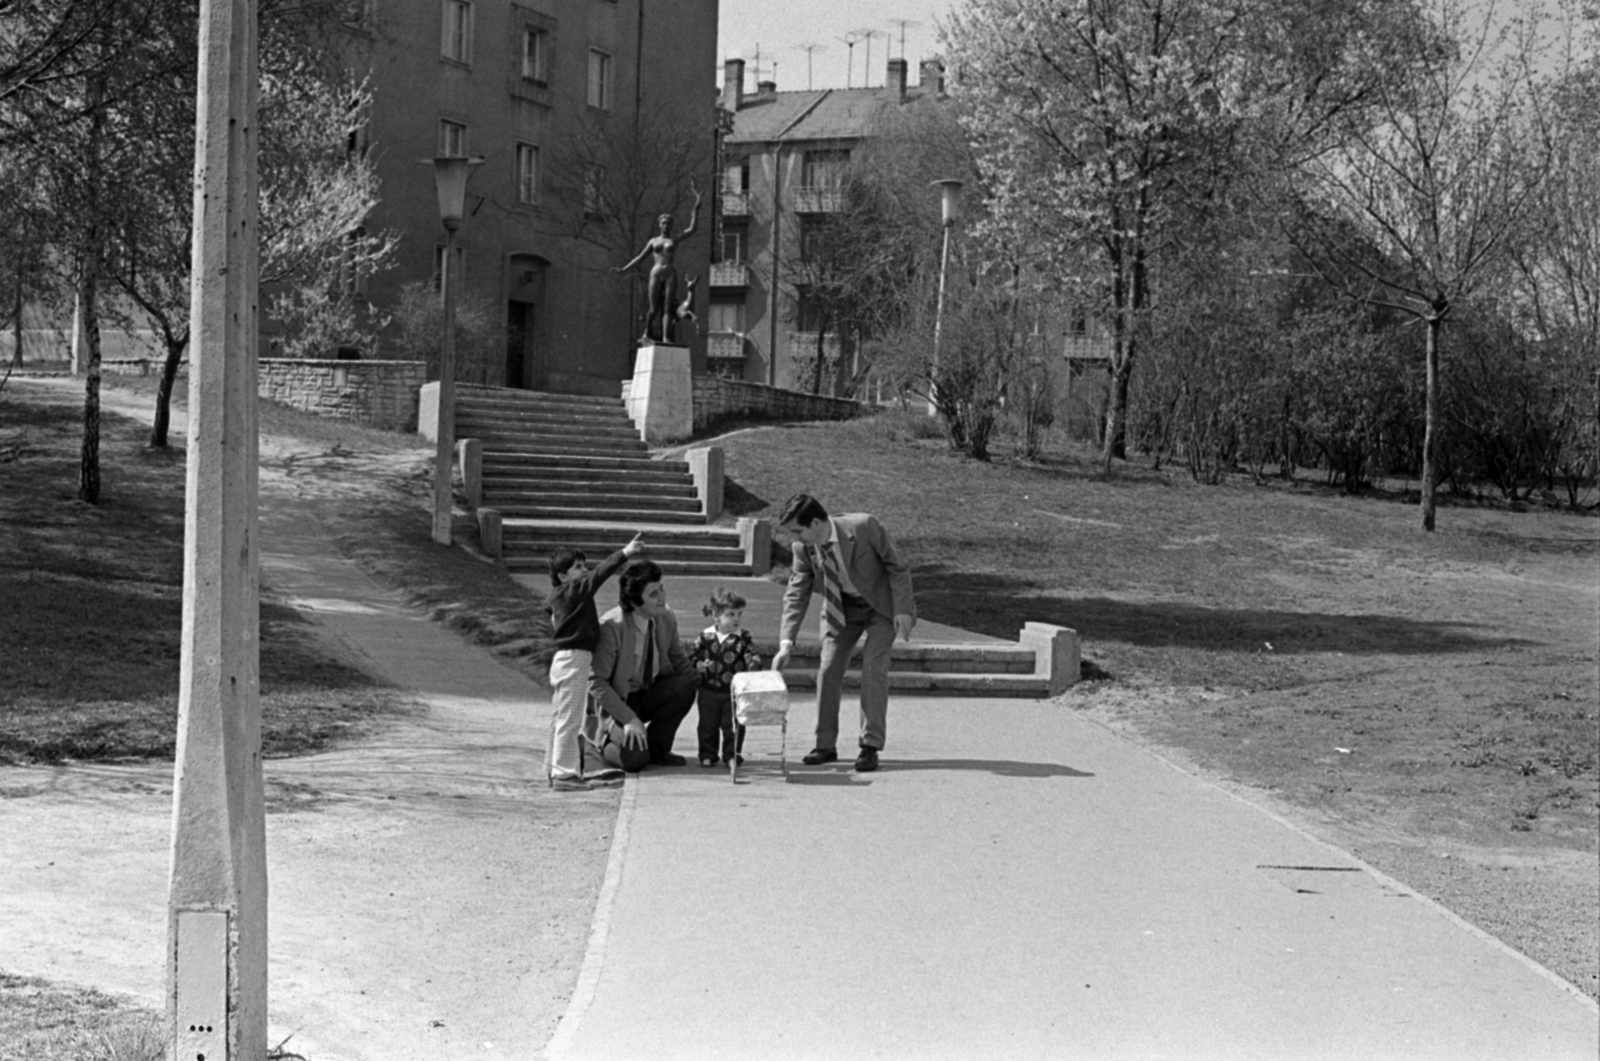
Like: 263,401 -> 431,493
928,178 -> 962,415
428,155 -> 482,545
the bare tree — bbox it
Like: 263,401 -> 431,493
1288,0 -> 1556,529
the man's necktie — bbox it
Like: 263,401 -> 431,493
817,545 -> 846,637
642,619 -> 657,685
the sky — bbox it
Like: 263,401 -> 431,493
717,0 -> 958,92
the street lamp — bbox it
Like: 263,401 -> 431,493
427,154 -> 482,545
928,178 -> 962,415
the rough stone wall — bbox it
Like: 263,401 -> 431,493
689,377 -> 862,433
257,359 -> 427,431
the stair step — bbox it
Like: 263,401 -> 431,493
456,385 -> 624,410
457,408 -> 638,427
483,480 -> 699,499
476,440 -> 652,459
487,492 -> 703,514
505,556 -> 754,577
480,470 -> 694,489
778,670 -> 1049,696
504,547 -> 746,566
458,419 -> 641,441
501,524 -> 741,546
498,505 -> 708,524
484,454 -> 687,473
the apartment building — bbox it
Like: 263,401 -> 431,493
710,55 -> 945,393
346,0 -> 718,396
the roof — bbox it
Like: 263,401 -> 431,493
725,85 -> 941,145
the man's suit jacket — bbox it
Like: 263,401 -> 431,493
588,604 -> 693,724
779,513 -> 915,644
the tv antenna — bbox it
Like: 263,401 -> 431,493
792,42 -> 827,90
834,32 -> 860,88
852,28 -> 885,87
887,18 -> 921,59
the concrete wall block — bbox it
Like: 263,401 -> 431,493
477,507 -> 503,559
456,437 -> 483,510
1020,621 -> 1080,696
738,516 -> 772,574
685,446 -> 724,521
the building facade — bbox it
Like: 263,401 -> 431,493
345,0 -> 718,397
710,56 -> 946,393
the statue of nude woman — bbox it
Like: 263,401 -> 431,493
614,188 -> 702,344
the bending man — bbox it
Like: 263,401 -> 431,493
770,493 -> 915,772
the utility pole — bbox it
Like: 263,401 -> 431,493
167,0 -> 267,1057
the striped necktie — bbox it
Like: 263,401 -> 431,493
816,545 -> 846,637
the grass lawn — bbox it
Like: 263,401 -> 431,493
714,408 -> 1600,996
0,382 -> 419,764
0,972 -> 160,1061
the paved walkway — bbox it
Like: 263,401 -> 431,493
7,381 -> 1596,1060
545,696 -> 1599,1060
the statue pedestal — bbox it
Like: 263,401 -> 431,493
627,343 -> 693,445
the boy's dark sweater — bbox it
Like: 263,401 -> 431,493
548,547 -> 629,652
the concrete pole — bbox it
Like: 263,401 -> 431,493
166,0 -> 267,1057
432,223 -> 459,544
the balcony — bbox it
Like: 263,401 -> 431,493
790,186 -> 843,214
709,261 -> 750,288
721,192 -> 751,217
707,332 -> 748,360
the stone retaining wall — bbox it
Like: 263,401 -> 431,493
621,377 -> 864,434
258,359 -> 426,431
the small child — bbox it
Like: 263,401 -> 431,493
690,587 -> 762,768
546,533 -> 642,789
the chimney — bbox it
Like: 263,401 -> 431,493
723,58 -> 745,111
920,58 -> 945,97
757,78 -> 777,97
887,58 -> 907,102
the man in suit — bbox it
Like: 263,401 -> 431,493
588,559 -> 698,770
770,493 -> 916,772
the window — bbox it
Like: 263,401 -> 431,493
722,158 -> 750,194
516,142 -> 539,205
587,48 -> 612,110
340,228 -> 369,296
441,0 -> 473,63
521,26 -> 548,82
708,300 -> 744,334
797,290 -> 826,333
720,228 -> 746,263
583,163 -> 607,218
439,119 -> 467,157
801,149 -> 849,189
800,219 -> 828,263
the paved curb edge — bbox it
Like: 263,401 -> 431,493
1066,702 -> 1600,1013
541,773 -> 642,1059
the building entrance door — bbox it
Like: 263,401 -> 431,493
506,300 -> 535,389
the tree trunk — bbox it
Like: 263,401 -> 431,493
79,265 -> 102,503
78,65 -> 107,505
1420,313 -> 1441,531
151,332 -> 188,448
11,270 -> 22,368
812,321 -> 827,395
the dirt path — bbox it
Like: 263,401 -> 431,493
0,381 -> 614,1060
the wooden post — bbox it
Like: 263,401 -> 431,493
166,0 -> 267,1057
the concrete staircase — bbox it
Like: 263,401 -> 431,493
452,384 -> 754,577
444,383 -> 1078,697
